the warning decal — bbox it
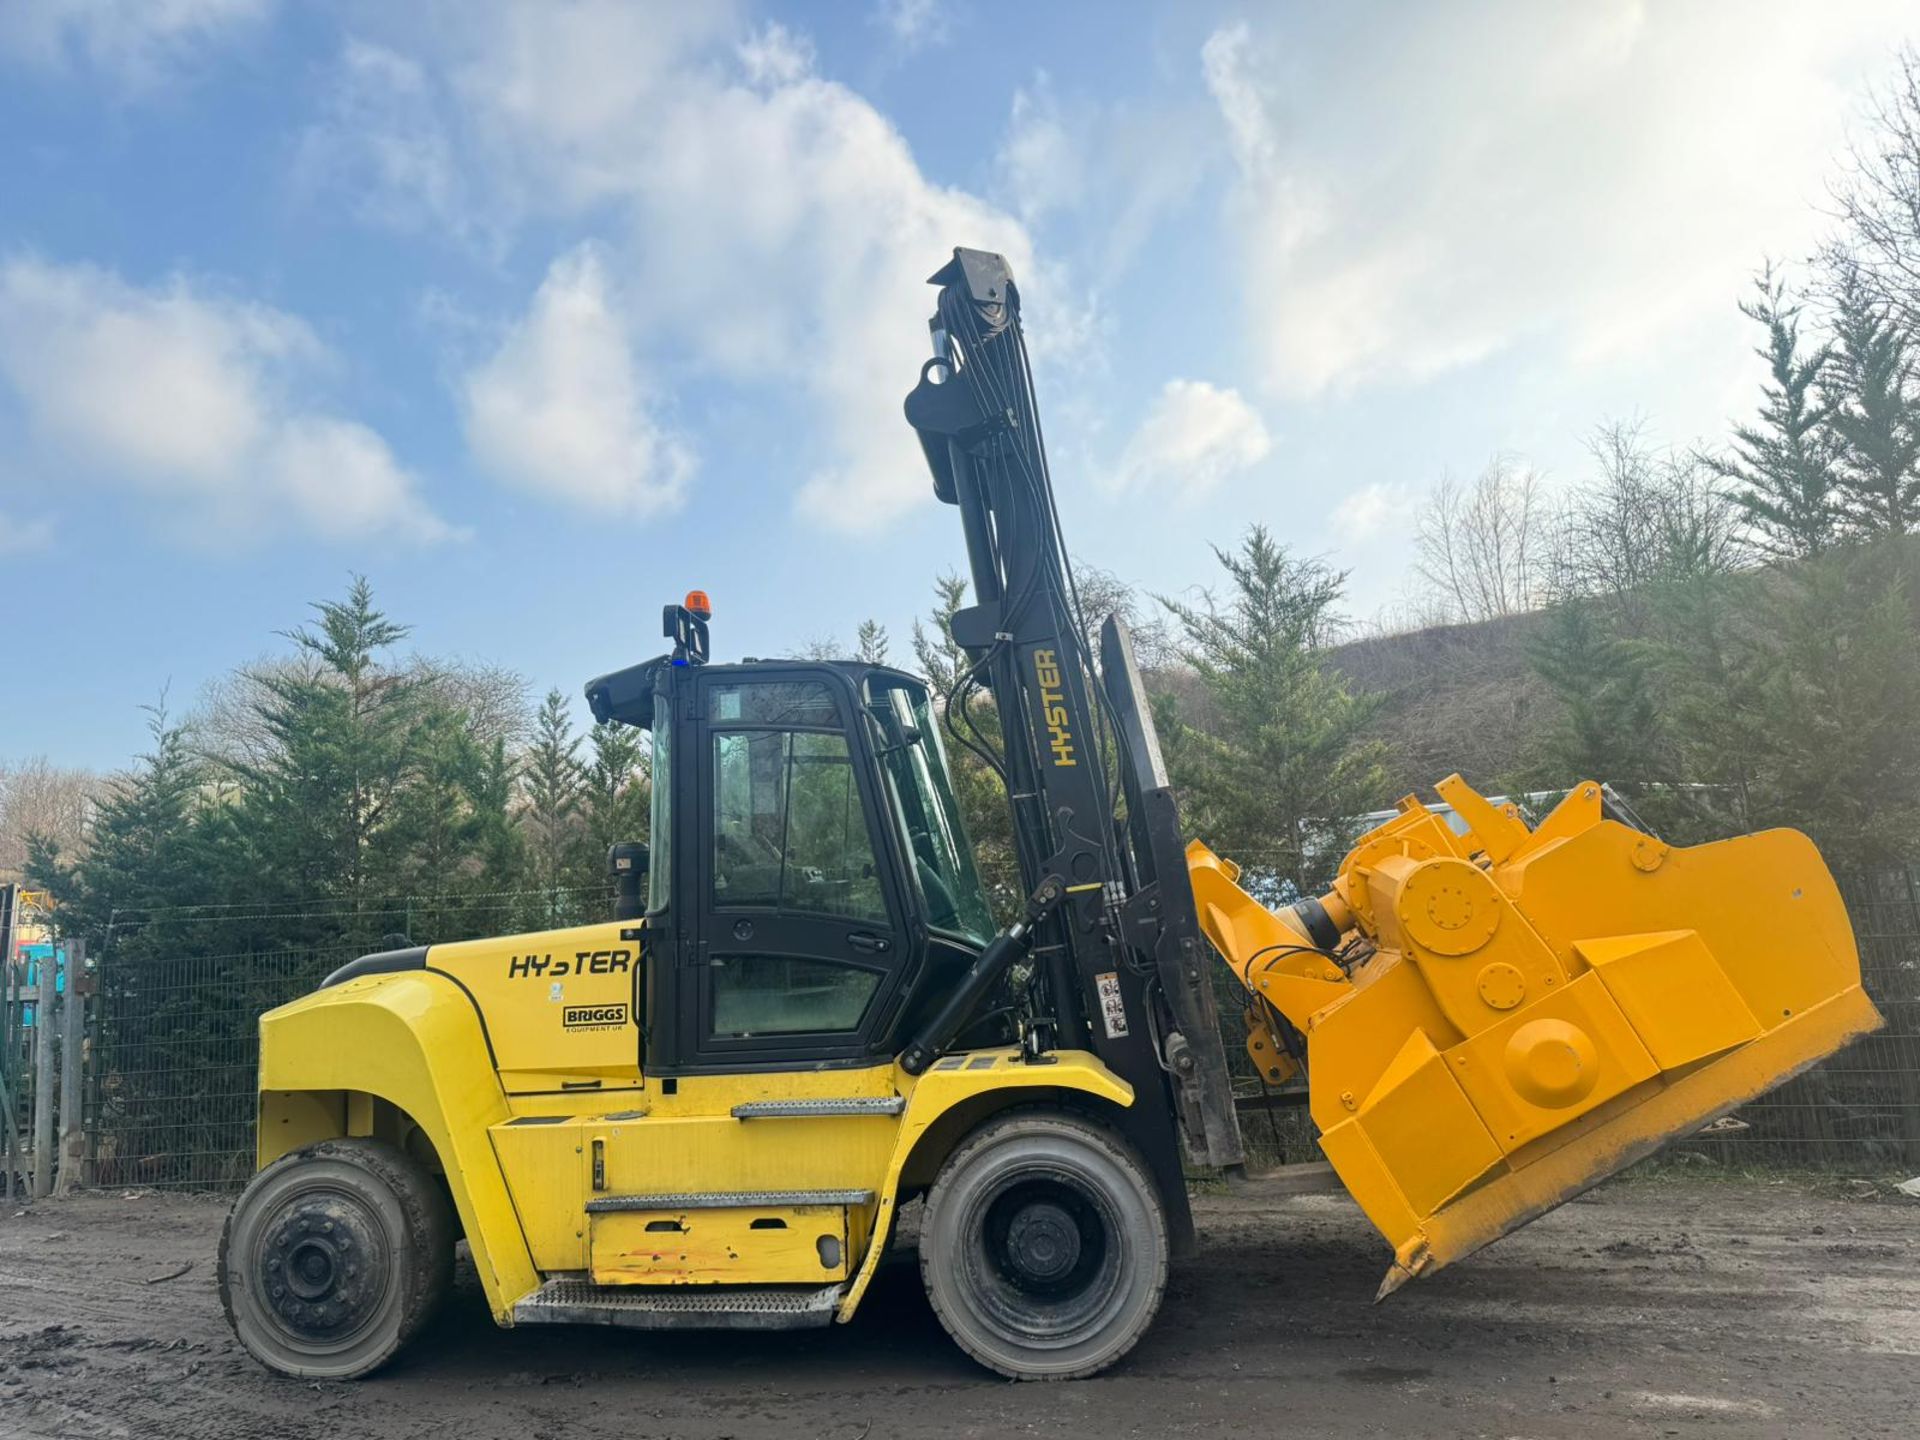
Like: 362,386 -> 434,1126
1095,971 -> 1129,1040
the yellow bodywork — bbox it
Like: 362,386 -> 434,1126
254,772 -> 1875,1323
255,919 -> 1134,1325
1190,776 -> 1883,1294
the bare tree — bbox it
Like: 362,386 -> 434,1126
1069,558 -> 1177,672
190,651 -> 531,771
1554,419 -> 1745,615
412,657 -> 533,749
1413,454 -> 1549,622
0,757 -> 100,881
1834,46 -> 1920,333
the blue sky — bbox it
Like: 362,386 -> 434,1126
1,0 -> 1913,772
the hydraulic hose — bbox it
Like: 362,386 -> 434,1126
898,876 -> 1066,1075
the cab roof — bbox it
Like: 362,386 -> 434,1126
584,655 -> 929,730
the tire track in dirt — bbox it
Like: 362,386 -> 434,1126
2,1180 -> 1916,1439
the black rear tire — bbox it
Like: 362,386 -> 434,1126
219,1138 -> 453,1379
919,1109 -> 1168,1380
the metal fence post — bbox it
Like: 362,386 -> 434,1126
1,935 -> 17,1203
0,1058 -> 21,1205
31,947 -> 55,1199
55,940 -> 86,1196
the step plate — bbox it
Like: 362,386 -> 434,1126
512,1278 -> 843,1331
586,1189 -> 873,1213
730,1097 -> 905,1118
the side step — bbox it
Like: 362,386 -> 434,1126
585,1189 -> 873,1212
512,1277 -> 843,1331
731,1097 -> 905,1118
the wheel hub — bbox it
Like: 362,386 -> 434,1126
257,1195 -> 386,1342
1005,1201 -> 1082,1284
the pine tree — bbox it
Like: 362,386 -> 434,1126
32,703 -> 207,948
224,577 -> 430,945
1742,547 -> 1920,869
387,716 -> 524,938
580,721 -> 650,883
1707,267 -> 1843,558
1158,527 -> 1386,894
521,689 -> 585,920
911,572 -> 974,696
1643,566 -> 1769,844
1527,598 -> 1666,792
855,619 -> 890,665
465,734 -> 524,901
1824,263 -> 1920,537
905,573 -> 1019,915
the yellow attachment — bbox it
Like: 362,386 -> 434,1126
1190,776 -> 1883,1295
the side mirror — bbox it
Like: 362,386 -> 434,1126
609,841 -> 650,921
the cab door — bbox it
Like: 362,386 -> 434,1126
682,672 -> 909,1070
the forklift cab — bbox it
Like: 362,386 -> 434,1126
585,612 -> 997,1078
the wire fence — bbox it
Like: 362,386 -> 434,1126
1703,869 -> 1920,1168
86,945 -> 350,1190
81,885 -> 612,1191
59,868 -> 1920,1191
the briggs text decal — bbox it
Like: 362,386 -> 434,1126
563,1003 -> 629,1031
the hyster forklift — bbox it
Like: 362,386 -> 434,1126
219,250 -> 1882,1381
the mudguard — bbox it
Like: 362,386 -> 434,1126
255,972 -> 541,1320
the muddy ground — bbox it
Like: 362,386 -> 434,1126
1,1176 -> 1916,1439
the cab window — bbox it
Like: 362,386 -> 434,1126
710,955 -> 880,1036
710,709 -> 887,923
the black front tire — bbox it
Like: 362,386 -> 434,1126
219,1138 -> 453,1380
920,1109 -> 1169,1380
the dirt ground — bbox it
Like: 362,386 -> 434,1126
1,1176 -> 1915,1440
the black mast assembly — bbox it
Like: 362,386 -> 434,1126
903,249 -> 1245,1239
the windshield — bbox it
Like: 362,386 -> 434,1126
869,680 -> 995,947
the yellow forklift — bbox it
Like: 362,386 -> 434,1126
219,250 -> 1880,1380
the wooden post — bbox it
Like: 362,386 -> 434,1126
55,941 -> 86,1196
32,967 -> 55,1199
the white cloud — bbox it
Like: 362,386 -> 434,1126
1200,24 -> 1278,180
1111,380 -> 1271,496
463,244 -> 692,519
738,22 -> 814,88
1202,2 -> 1918,400
995,72 -> 1209,289
437,9 -> 1037,533
446,1 -> 740,210
292,7 -> 1053,532
0,511 -> 55,555
294,39 -> 476,245
0,0 -> 270,88
0,257 -> 450,544
1331,481 -> 1417,541
265,417 -> 450,543
1000,77 -> 1083,225
874,0 -> 949,56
